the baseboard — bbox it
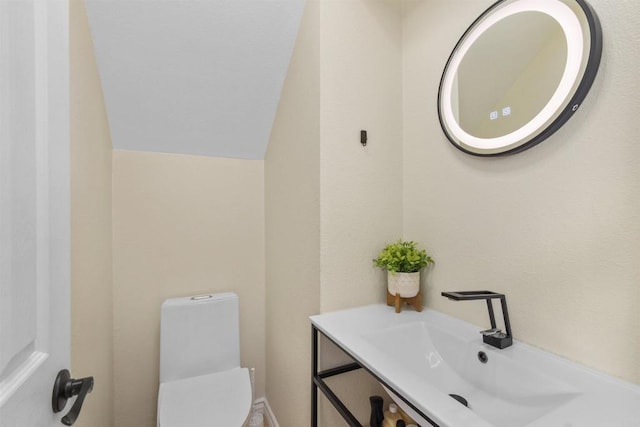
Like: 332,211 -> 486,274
252,397 -> 279,427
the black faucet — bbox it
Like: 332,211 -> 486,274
441,290 -> 513,349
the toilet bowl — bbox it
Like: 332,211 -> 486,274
157,293 -> 252,427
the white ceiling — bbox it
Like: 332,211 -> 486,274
85,0 -> 305,160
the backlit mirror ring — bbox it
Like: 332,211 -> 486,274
437,0 -> 602,157
442,1 -> 583,150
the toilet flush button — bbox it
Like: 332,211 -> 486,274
190,294 -> 213,301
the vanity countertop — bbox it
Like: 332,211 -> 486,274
310,305 -> 640,427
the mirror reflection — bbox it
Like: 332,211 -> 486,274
455,12 -> 567,139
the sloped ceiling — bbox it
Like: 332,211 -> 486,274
85,0 -> 305,159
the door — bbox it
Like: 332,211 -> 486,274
0,0 -> 70,426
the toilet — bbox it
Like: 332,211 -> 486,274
157,292 -> 252,427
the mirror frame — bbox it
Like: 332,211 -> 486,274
437,0 -> 603,157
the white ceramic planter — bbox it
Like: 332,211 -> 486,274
387,271 -> 420,298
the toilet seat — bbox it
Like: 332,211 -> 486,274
158,367 -> 251,427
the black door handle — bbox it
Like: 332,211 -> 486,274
52,369 -> 94,426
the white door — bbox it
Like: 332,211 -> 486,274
0,0 -> 71,426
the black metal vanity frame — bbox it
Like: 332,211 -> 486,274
311,325 -> 440,427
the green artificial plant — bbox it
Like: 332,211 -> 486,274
373,240 -> 434,274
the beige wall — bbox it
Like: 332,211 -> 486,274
265,1 -> 321,425
318,1 -> 403,425
112,151 -> 265,427
70,0 -> 114,425
403,0 -> 640,384
319,0 -> 403,312
265,1 -> 403,425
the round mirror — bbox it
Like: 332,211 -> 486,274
438,0 -> 602,156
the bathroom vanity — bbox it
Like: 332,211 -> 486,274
310,305 -> 640,427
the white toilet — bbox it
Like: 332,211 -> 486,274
157,292 -> 252,427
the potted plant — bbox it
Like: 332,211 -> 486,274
373,240 -> 434,298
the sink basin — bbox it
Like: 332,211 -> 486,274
363,322 -> 578,427
310,305 -> 640,427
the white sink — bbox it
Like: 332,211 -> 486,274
310,305 -> 640,427
364,322 -> 579,426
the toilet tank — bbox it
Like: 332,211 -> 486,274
160,292 -> 241,383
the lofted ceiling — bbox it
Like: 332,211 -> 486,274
85,0 -> 305,160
